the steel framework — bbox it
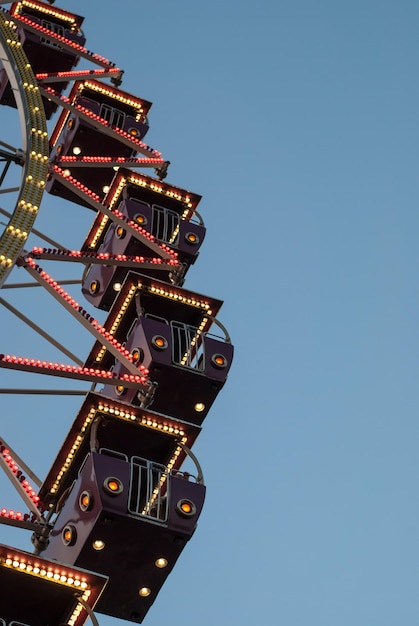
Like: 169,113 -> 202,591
0,2 -> 233,624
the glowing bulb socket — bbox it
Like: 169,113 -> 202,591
89,280 -> 99,294
211,353 -> 228,369
103,477 -> 123,495
176,499 -> 196,518
151,335 -> 168,350
185,232 -> 199,245
134,213 -> 147,226
139,587 -> 151,597
79,490 -> 93,512
132,347 -> 144,364
62,525 -> 77,546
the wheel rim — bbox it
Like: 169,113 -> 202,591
0,11 -> 48,287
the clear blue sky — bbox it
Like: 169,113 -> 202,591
1,1 -> 419,625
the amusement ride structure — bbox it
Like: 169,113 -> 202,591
0,1 -> 233,623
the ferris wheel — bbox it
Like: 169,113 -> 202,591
0,2 -> 233,625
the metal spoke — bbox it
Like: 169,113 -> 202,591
0,297 -> 84,365
2,279 -> 82,289
0,206 -> 66,248
0,187 -> 19,194
0,138 -> 19,152
0,434 -> 42,487
0,389 -> 87,395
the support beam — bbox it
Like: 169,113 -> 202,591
0,296 -> 84,365
2,279 -> 82,289
0,434 -> 42,487
0,206 -> 64,248
0,388 -> 87,395
21,257 -> 150,377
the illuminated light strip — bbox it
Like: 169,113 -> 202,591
49,108 -> 70,146
2,553 -> 93,625
148,284 -> 212,311
50,167 -> 177,260
97,401 -> 186,437
87,175 -> 134,245
36,67 -> 122,83
50,409 -> 96,495
169,223 -> 180,245
2,554 -> 89,590
132,176 -> 194,205
51,165 -> 101,202
0,507 -> 33,521
141,444 -> 186,515
57,155 -> 165,167
180,319 -> 208,367
79,80 -> 149,114
11,0 -> 81,25
30,246 -> 180,267
0,14 -> 17,31
96,283 -> 137,362
49,403 -> 188,497
88,213 -> 109,249
0,441 -> 41,507
108,176 -> 130,209
68,592 -> 92,626
22,257 -> 152,379
0,13 -> 48,284
0,353 -> 148,387
108,173 -> 195,209
11,15 -> 114,66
